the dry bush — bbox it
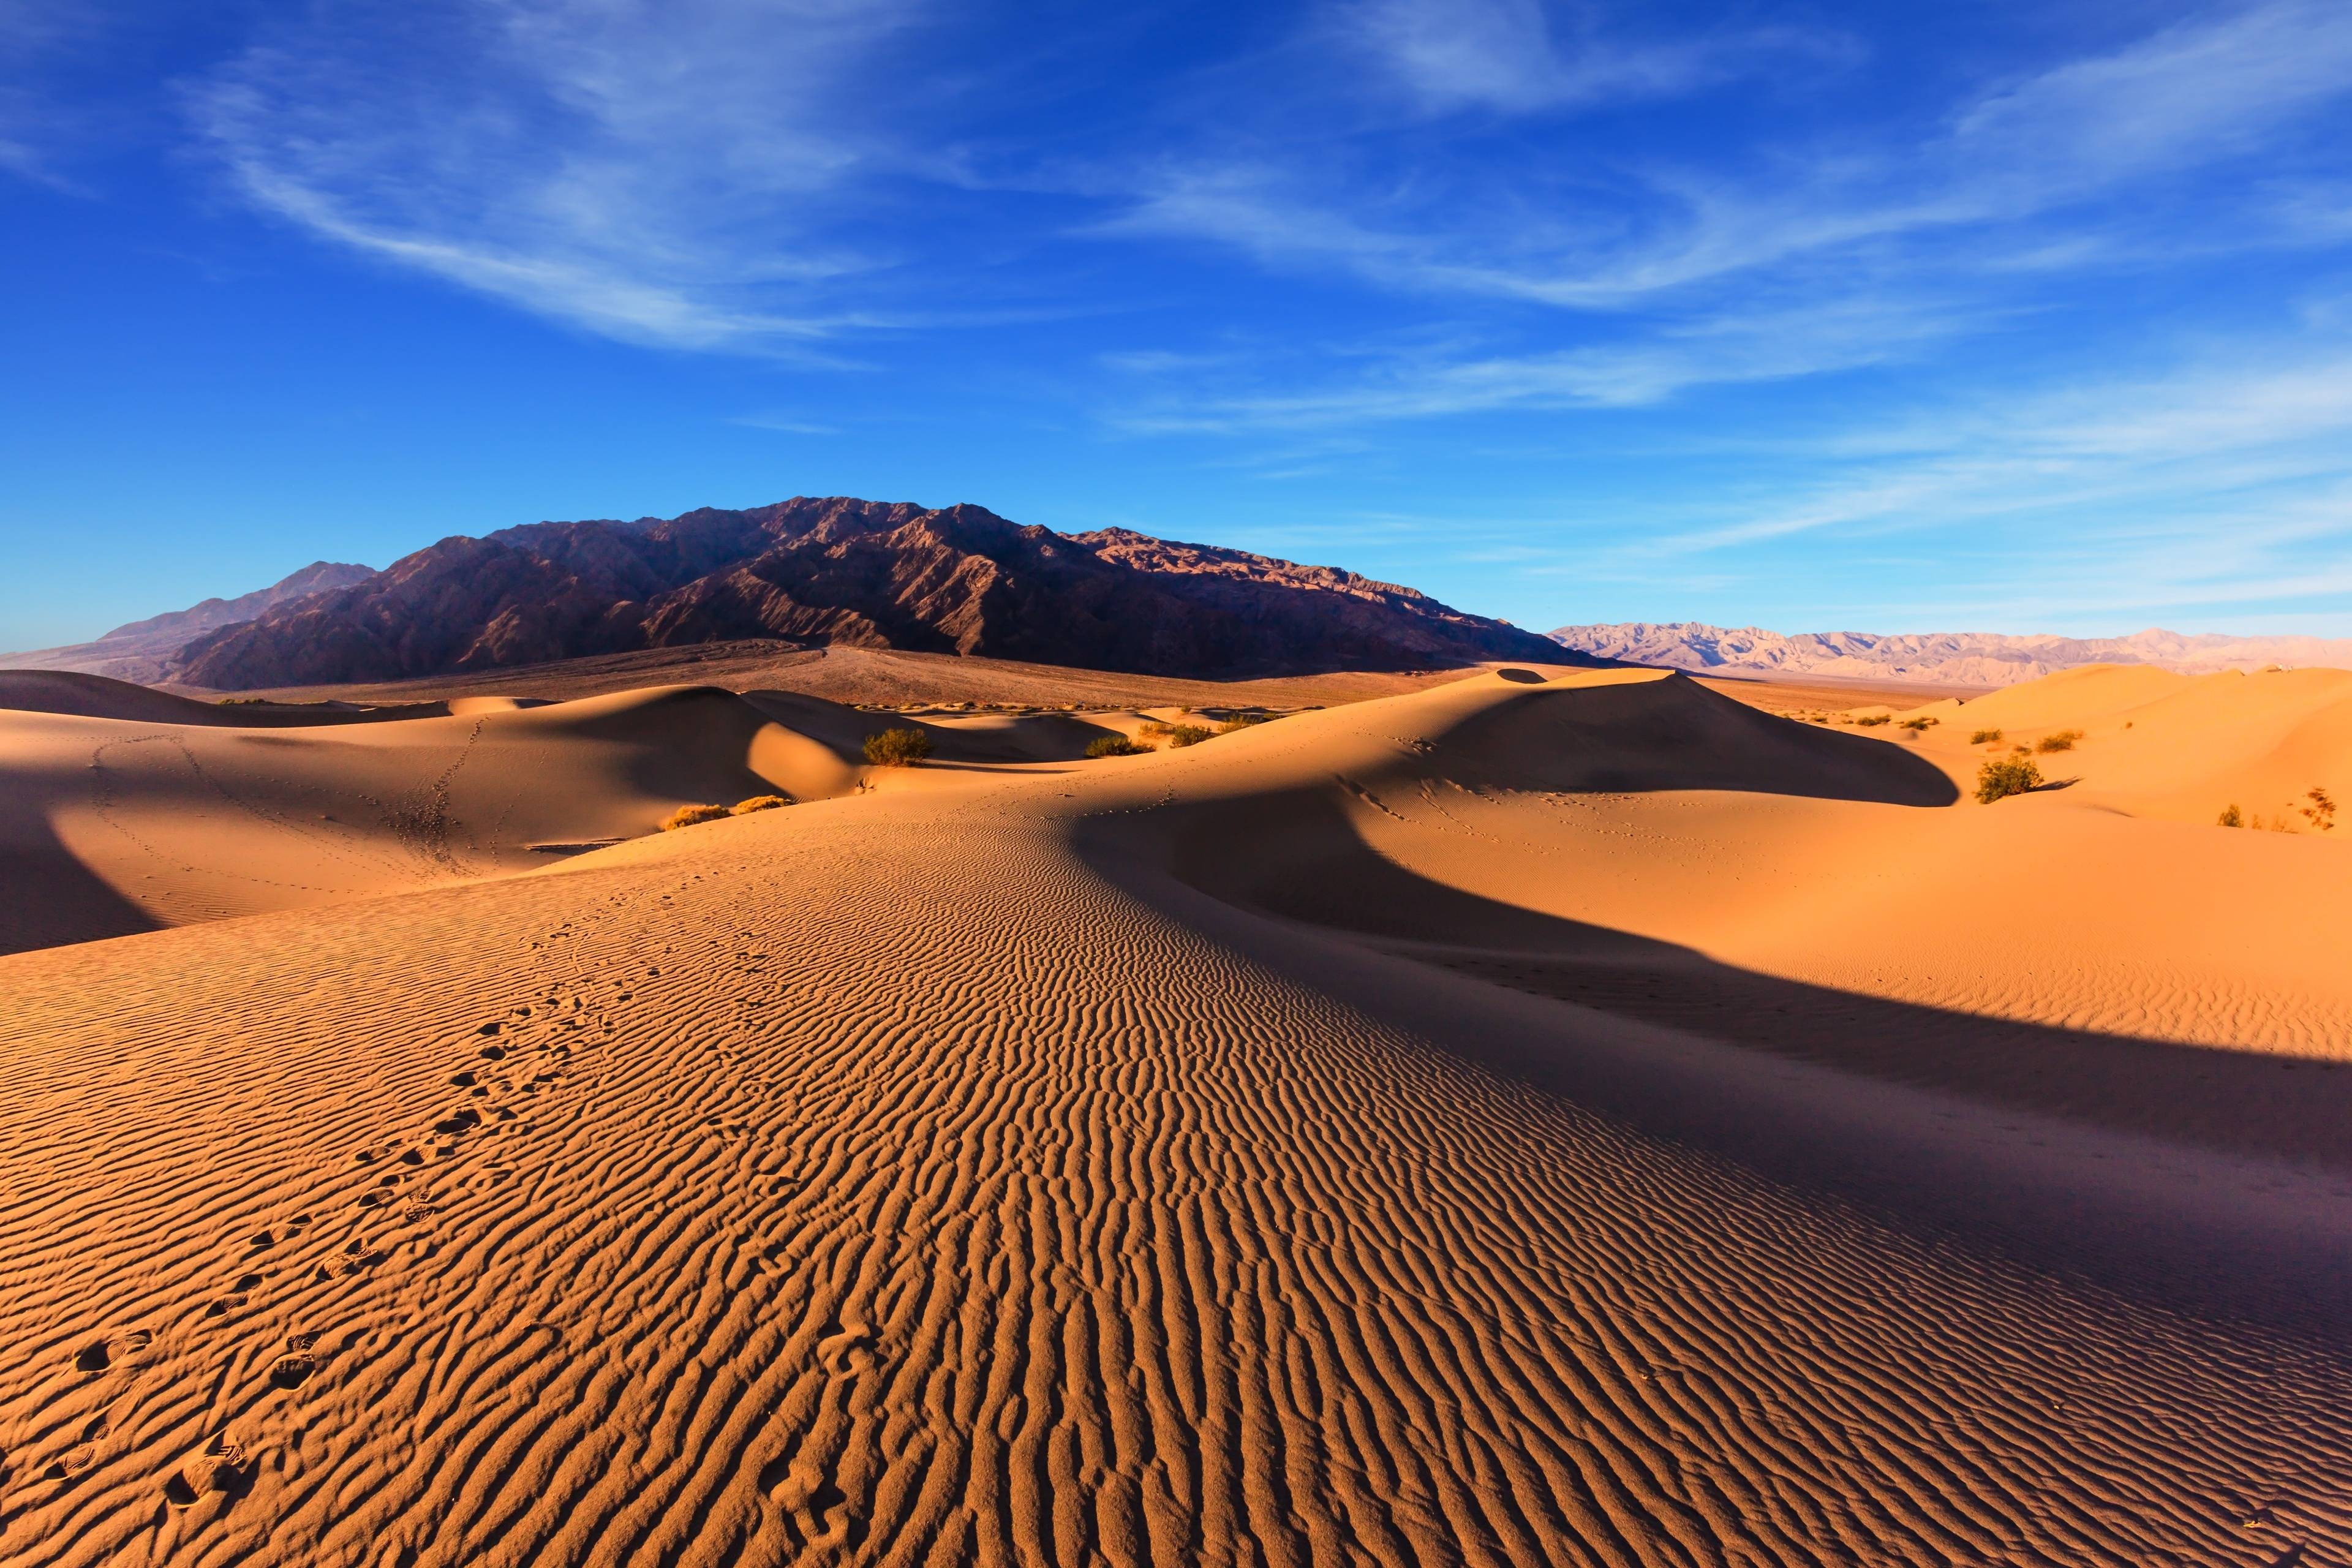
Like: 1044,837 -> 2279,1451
1976,755 -> 2043,804
2217,804 -> 2243,828
730,794 -> 790,815
1085,735 -> 1150,758
661,804 -> 731,831
863,727 -> 933,766
1216,712 -> 1271,734
1163,724 -> 1213,747
1970,728 -> 2003,745
2035,729 -> 2084,753
1898,716 -> 1939,732
2303,786 -> 2338,832
1853,713 -> 1892,727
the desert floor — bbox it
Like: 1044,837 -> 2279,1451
2,658 -> 2348,1566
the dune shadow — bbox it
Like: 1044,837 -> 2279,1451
1437,676 -> 1959,807
1167,790 -> 2352,1177
0,842 -> 164,957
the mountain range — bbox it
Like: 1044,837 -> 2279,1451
4,498 -> 1569,690
1549,622 -> 2352,686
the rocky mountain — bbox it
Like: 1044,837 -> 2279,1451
1,560 -> 377,684
141,497 -> 1572,688
1550,621 -> 2352,685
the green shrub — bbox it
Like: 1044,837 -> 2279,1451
1976,755 -> 2043,804
661,804 -> 731,831
1162,724 -> 1213,748
1216,712 -> 1271,734
864,727 -> 933,766
2034,729 -> 2083,753
1970,728 -> 2003,745
730,794 -> 790,815
1085,735 -> 1149,758
2217,804 -> 2243,828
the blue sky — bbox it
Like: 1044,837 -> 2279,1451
4,1 -> 2351,649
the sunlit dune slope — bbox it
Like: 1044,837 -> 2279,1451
1891,661 -> 2352,830
3,664 -> 2351,1567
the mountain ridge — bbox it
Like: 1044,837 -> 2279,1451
2,560 -> 377,683
1550,620 -> 2352,686
12,499 -> 1574,690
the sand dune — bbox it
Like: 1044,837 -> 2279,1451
1893,662 -> 2352,832
2,663 -> 2350,1565
0,684 -> 824,954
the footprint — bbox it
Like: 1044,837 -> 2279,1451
268,1335 -> 316,1390
450,1071 -> 478,1088
477,1020 -> 503,1037
164,1436 -> 254,1507
74,1342 -> 111,1373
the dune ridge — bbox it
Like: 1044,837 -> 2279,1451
2,666 -> 2349,1565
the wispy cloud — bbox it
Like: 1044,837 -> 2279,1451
1109,1 -> 2352,312
190,0 -> 937,351
1331,0 -> 1829,115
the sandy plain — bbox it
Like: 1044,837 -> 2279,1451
1,657 -> 2348,1566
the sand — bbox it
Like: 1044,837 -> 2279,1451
2,660 -> 2350,1566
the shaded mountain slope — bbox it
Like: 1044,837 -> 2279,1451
1,562 -> 375,683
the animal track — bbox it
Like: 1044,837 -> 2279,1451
758,1459 -> 865,1551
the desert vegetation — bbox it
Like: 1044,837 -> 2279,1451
2218,804 -> 2243,828
1085,736 -> 1150,758
1216,712 -> 1272,733
1971,728 -> 2003,745
864,727 -> 933,766
1976,755 -> 2043,804
661,794 -> 793,831
1898,716 -> 1939,732
1853,713 -> 1892,727
2304,786 -> 2337,832
2035,729 -> 2084,753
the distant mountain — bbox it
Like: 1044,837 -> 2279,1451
1550,621 -> 2352,685
2,560 -> 377,683
140,498 -> 1574,688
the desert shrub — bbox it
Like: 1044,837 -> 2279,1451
2034,729 -> 2084,753
1216,712 -> 1271,734
730,794 -> 790,815
863,727 -> 933,766
1162,724 -> 1213,747
1085,735 -> 1149,758
1853,713 -> 1892,727
2303,786 -> 2338,832
2217,804 -> 2243,828
1898,716 -> 1939,731
1970,728 -> 2003,745
1976,755 -> 2043,804
661,804 -> 730,831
